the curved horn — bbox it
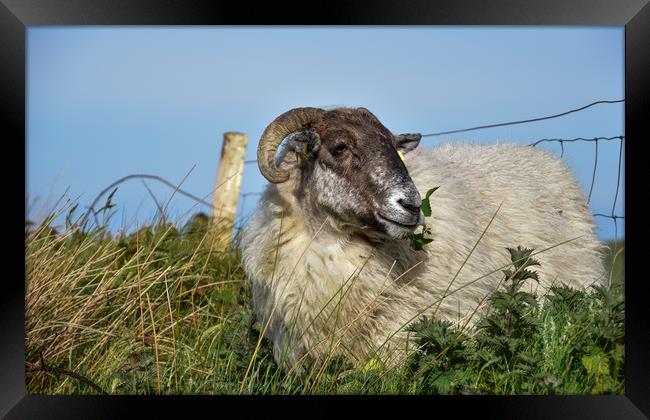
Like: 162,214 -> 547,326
257,107 -> 325,183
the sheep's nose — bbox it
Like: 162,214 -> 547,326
381,188 -> 424,227
397,197 -> 421,216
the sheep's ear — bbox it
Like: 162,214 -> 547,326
395,133 -> 422,153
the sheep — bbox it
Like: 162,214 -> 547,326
239,106 -> 606,371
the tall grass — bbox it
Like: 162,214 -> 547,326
24,198 -> 624,395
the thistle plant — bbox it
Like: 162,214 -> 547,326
474,246 -> 541,360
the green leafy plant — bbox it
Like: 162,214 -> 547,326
474,247 -> 541,362
408,187 -> 439,251
405,318 -> 471,394
409,226 -> 433,251
420,186 -> 438,217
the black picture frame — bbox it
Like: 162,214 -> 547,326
5,1 -> 649,418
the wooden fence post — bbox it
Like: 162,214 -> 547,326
211,131 -> 248,249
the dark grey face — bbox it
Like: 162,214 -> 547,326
284,108 -> 423,240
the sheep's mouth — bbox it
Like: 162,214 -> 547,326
377,213 -> 419,228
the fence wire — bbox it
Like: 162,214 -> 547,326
235,100 -> 625,240
89,101 -> 622,240
529,135 -> 624,244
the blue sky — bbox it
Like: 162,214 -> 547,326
26,27 -> 624,240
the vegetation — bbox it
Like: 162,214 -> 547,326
25,200 -> 624,395
407,186 -> 438,251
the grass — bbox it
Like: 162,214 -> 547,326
24,202 -> 625,395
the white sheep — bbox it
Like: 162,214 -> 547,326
239,107 -> 606,370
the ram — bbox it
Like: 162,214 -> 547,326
239,107 -> 606,370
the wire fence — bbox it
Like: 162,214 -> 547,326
234,100 -> 624,241
78,99 -> 624,242
529,135 -> 624,243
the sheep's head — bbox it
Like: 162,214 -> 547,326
258,107 -> 424,240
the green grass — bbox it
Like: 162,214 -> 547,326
25,205 -> 625,395
603,239 -> 625,289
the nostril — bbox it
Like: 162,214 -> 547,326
397,198 -> 421,214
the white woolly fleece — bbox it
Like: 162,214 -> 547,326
239,142 -> 606,370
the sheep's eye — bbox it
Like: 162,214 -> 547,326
331,144 -> 348,157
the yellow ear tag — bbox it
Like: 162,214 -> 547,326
397,150 -> 405,161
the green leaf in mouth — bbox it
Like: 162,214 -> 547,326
408,186 -> 439,250
421,186 -> 439,218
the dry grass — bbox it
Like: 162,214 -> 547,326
25,200 -> 625,395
